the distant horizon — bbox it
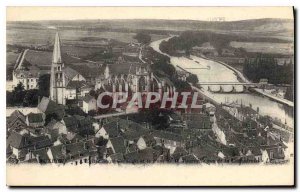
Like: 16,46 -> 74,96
7,17 -> 293,23
7,7 -> 294,22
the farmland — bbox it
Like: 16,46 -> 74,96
230,41 -> 294,55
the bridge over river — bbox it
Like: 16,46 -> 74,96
196,81 -> 258,93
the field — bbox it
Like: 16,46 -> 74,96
7,24 -> 168,46
230,41 -> 294,55
6,51 -> 19,66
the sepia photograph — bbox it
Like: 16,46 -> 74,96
5,6 -> 295,186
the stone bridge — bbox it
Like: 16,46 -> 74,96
198,82 -> 259,93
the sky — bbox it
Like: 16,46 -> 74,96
7,7 -> 294,21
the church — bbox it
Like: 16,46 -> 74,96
48,32 -> 176,107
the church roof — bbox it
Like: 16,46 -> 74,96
64,66 -> 80,80
52,32 -> 62,64
37,97 -> 65,120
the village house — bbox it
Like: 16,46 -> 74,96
107,153 -> 124,163
178,154 -> 199,163
106,136 -> 126,156
152,130 -> 185,152
170,146 -> 189,162
62,115 -> 94,137
37,97 -> 65,122
26,148 -> 50,164
7,131 -> 52,161
137,134 -> 156,150
25,112 -> 45,127
95,121 -> 121,139
47,139 -> 97,164
82,94 -> 97,114
7,110 -> 27,132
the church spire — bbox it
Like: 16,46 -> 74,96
52,32 -> 62,63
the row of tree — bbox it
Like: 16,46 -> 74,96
243,54 -> 293,85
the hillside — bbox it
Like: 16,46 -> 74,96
8,18 -> 294,37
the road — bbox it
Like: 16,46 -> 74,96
253,88 -> 294,107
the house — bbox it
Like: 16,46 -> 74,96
152,130 -> 185,151
95,121 -> 120,139
137,134 -> 156,150
262,133 -> 287,163
107,153 -> 124,163
26,112 -> 45,127
7,110 -> 27,131
30,148 -> 51,164
178,154 -> 199,163
43,119 -> 66,142
37,97 -> 65,121
62,116 -> 79,133
192,145 -> 221,163
62,115 -> 94,136
121,121 -> 150,145
106,137 -> 126,154
249,148 -> 263,162
82,95 -> 97,113
47,140 -> 97,164
7,131 -> 52,161
45,119 -> 67,135
12,49 -> 47,90
152,145 -> 171,163
186,116 -> 212,132
170,146 -> 188,162
137,148 -> 160,163
124,148 -> 160,163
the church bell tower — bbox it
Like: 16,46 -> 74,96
50,32 -> 66,105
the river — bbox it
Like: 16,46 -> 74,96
150,38 -> 294,128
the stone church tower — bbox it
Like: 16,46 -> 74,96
50,32 -> 66,105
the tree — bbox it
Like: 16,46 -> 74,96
134,32 -> 151,44
186,74 -> 199,85
13,82 -> 26,106
23,89 -> 39,107
38,74 -> 50,97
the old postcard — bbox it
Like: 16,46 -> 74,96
6,7 -> 294,186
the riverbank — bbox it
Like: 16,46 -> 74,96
253,88 -> 294,107
149,37 -> 294,128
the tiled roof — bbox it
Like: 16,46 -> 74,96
180,154 -> 199,163
68,64 -> 105,79
8,110 -> 26,124
102,121 -> 120,138
27,113 -> 44,124
50,140 -> 97,162
7,110 -> 27,129
108,153 -> 124,163
109,137 -> 126,154
152,130 -> 183,142
66,80 -> 87,89
64,66 -> 80,80
37,97 -> 65,120
32,148 -> 50,163
171,147 -> 188,159
82,94 -> 95,103
7,131 -> 52,150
